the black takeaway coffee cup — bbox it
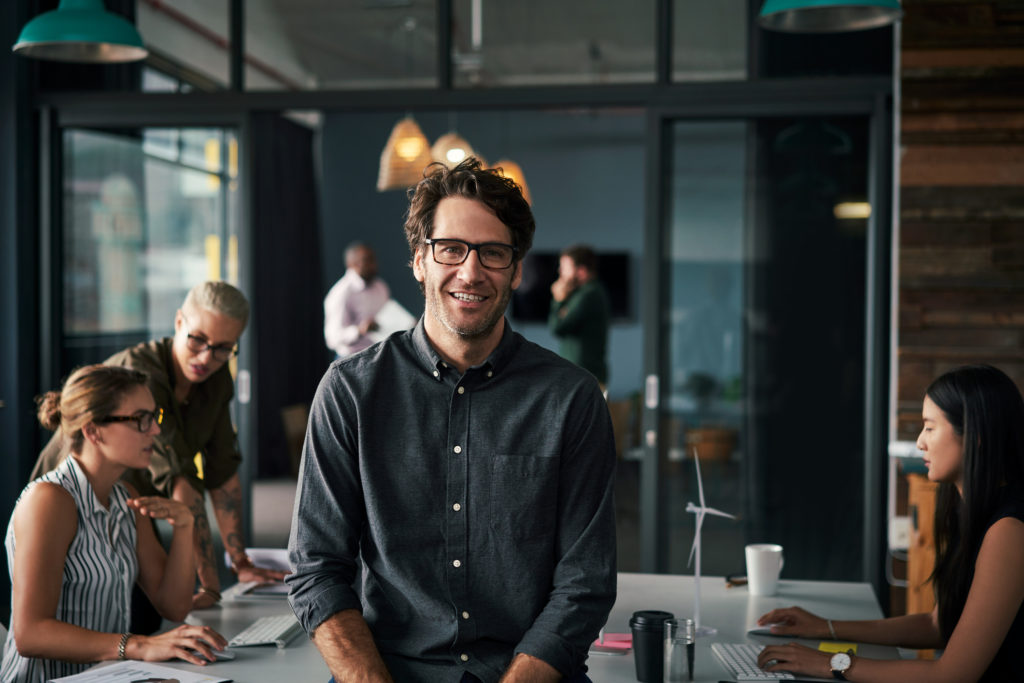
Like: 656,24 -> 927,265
628,610 -> 674,682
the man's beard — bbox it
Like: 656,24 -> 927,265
424,280 -> 513,340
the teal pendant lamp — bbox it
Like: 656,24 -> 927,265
759,0 -> 902,32
13,0 -> 147,63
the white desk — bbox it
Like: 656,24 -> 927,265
91,573 -> 896,682
589,573 -> 898,682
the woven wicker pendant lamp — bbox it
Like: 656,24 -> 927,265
377,116 -> 433,191
431,132 -> 477,167
493,159 -> 532,205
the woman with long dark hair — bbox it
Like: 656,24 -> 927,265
0,365 -> 228,682
754,364 -> 1024,682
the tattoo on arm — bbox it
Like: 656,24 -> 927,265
173,477 -> 218,589
210,474 -> 246,561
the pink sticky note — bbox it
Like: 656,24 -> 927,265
591,633 -> 632,650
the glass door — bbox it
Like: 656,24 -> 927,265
654,115 -> 875,581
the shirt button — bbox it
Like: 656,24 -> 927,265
453,559 -> 461,568
432,370 -> 439,378
452,503 -> 461,511
460,654 -> 469,662
487,370 -> 493,378
457,386 -> 465,395
453,445 -> 462,454
462,611 -> 470,620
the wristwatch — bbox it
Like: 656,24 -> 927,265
830,652 -> 852,680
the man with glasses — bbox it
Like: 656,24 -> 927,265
288,158 -> 617,683
32,281 -> 285,625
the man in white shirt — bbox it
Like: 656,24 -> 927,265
324,242 -> 391,358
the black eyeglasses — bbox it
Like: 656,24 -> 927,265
181,313 -> 239,361
96,408 -> 164,433
425,238 -> 518,270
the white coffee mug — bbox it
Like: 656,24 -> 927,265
745,543 -> 784,596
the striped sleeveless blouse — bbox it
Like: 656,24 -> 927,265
0,456 -> 138,682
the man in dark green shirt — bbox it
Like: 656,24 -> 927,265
549,244 -> 611,388
31,281 -> 285,613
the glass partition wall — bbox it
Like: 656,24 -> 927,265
24,0 -> 893,594
658,117 -> 872,580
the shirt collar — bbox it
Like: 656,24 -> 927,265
63,456 -> 131,522
410,316 -> 519,381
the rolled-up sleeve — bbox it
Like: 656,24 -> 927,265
513,381 -> 618,676
287,366 -> 366,634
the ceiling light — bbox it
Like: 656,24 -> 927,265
493,159 -> 532,205
758,0 -> 902,33
377,116 -> 433,191
13,0 -> 148,63
431,133 -> 476,168
834,202 -> 871,219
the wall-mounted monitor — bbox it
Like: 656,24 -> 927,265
511,251 -> 632,323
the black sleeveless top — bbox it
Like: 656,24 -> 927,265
976,492 -> 1024,682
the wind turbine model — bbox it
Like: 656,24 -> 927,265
685,449 -> 736,636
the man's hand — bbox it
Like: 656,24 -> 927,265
550,276 -> 576,304
358,318 -> 379,336
499,653 -> 561,682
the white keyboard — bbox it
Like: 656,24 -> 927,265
711,643 -> 795,680
228,613 -> 303,649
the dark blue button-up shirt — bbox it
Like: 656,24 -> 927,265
287,319 -> 617,682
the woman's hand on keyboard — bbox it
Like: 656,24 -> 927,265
130,624 -> 229,665
757,606 -> 830,639
757,642 -> 832,679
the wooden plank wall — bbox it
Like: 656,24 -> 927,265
899,0 -> 1024,433
894,0 -> 1024,616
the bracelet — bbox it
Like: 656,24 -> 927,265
118,632 -> 132,660
198,586 -> 222,602
827,619 -> 838,640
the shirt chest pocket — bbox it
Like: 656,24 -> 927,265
487,455 -> 559,542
